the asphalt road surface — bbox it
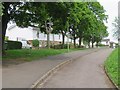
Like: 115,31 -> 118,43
42,48 -> 115,88
2,48 -> 100,88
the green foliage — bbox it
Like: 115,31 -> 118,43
97,43 -> 108,47
105,48 -> 120,87
32,39 -> 39,47
51,44 -> 69,49
112,17 -> 120,39
3,2 -> 108,49
3,48 -> 86,61
5,40 -> 22,50
3,49 -> 68,61
5,36 -> 9,40
0,2 -> 3,16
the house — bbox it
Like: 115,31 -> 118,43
101,38 -> 118,48
5,24 -> 71,48
101,39 -> 110,46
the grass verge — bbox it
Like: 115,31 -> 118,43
2,48 -> 85,61
105,48 -> 120,88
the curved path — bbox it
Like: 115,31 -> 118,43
40,48 -> 115,88
3,48 -> 114,88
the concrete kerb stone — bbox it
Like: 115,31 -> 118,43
30,59 -> 73,88
30,49 -> 100,88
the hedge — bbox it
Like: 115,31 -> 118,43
5,40 -> 22,50
51,44 -> 70,49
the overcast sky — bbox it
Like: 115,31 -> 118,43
98,0 -> 119,42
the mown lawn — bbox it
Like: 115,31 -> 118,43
2,48 -> 85,61
105,48 -> 120,88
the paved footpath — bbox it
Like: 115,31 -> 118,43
40,48 -> 115,88
3,48 -> 113,88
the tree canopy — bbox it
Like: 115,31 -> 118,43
2,1 -> 109,51
112,17 -> 120,39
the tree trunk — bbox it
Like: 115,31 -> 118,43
92,40 -> 94,48
62,33 -> 65,49
47,33 -> 50,49
88,43 -> 90,48
92,39 -> 94,48
45,20 -> 50,49
96,41 -> 99,48
73,39 -> 76,48
79,37 -> 82,48
2,3 -> 10,55
88,41 -> 90,48
73,36 -> 76,48
2,17 -> 7,55
53,34 -> 54,46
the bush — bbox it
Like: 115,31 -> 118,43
97,44 -> 108,47
32,39 -> 39,47
5,40 -> 22,50
51,44 -> 70,49
77,45 -> 85,48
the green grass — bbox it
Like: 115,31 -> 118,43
2,48 -> 85,61
105,48 -> 120,88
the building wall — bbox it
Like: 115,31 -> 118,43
6,25 -> 71,42
5,25 -> 71,47
6,26 -> 33,41
6,25 -> 87,48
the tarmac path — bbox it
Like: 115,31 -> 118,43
41,48 -> 115,88
2,48 -> 114,88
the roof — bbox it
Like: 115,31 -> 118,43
102,39 -> 110,41
33,27 -> 39,31
8,25 -> 16,30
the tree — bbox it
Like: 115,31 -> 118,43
68,2 -> 82,48
81,2 -> 108,48
12,2 -> 70,49
2,2 -> 51,51
66,2 -> 108,48
2,2 -> 36,54
46,2 -> 71,48
112,17 -> 120,40
2,2 -> 12,54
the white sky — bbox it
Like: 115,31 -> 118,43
98,0 -> 119,43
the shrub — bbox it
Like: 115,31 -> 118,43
5,36 -> 9,40
53,44 -> 63,49
51,44 -> 70,49
32,39 -> 39,47
97,44 -> 108,47
5,40 -> 22,50
77,45 -> 85,48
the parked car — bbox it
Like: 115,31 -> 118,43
21,41 -> 32,49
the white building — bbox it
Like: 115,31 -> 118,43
5,24 -> 72,48
101,39 -> 110,46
